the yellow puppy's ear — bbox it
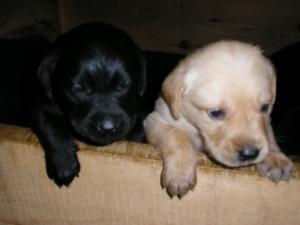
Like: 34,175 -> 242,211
271,71 -> 277,106
265,58 -> 277,107
162,67 -> 186,120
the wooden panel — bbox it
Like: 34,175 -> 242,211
0,0 -> 60,39
59,0 -> 300,54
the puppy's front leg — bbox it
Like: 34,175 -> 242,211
32,108 -> 80,187
257,125 -> 295,182
146,121 -> 198,197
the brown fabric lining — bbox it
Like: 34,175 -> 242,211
0,124 -> 299,225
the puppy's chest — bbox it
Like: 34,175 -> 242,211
191,134 -> 203,151
173,117 -> 202,151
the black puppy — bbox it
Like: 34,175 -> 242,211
32,22 -> 146,186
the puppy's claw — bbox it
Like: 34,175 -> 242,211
256,152 -> 295,182
161,164 -> 197,198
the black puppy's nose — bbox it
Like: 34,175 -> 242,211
238,146 -> 260,161
97,119 -> 117,134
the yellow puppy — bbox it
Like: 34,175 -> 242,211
144,40 -> 295,197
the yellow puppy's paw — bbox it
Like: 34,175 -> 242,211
256,152 -> 295,182
161,162 -> 197,198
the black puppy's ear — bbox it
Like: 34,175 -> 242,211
37,51 -> 59,99
138,56 -> 147,96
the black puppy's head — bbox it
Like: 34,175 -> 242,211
37,23 -> 146,145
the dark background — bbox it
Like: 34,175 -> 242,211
0,0 -> 299,55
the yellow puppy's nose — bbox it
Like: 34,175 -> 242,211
238,146 -> 260,161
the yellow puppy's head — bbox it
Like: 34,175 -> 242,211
162,40 -> 276,167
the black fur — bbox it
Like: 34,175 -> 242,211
0,24 -> 184,187
31,22 -> 147,186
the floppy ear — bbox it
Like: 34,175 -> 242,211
138,55 -> 147,96
265,57 -> 277,107
271,69 -> 277,107
162,67 -> 186,120
37,51 -> 59,99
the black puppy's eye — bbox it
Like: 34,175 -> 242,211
208,108 -> 226,120
117,81 -> 130,90
261,104 -> 269,113
71,83 -> 92,96
72,84 -> 84,93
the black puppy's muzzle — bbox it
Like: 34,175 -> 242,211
88,110 -> 134,144
71,113 -> 131,145
66,96 -> 136,145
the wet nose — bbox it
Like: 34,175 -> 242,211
97,118 -> 118,134
238,146 -> 260,161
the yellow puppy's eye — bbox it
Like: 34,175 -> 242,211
261,104 -> 269,113
208,109 -> 225,120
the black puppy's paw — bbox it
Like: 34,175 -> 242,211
46,151 -> 80,187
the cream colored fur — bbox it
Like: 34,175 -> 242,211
144,40 -> 295,197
